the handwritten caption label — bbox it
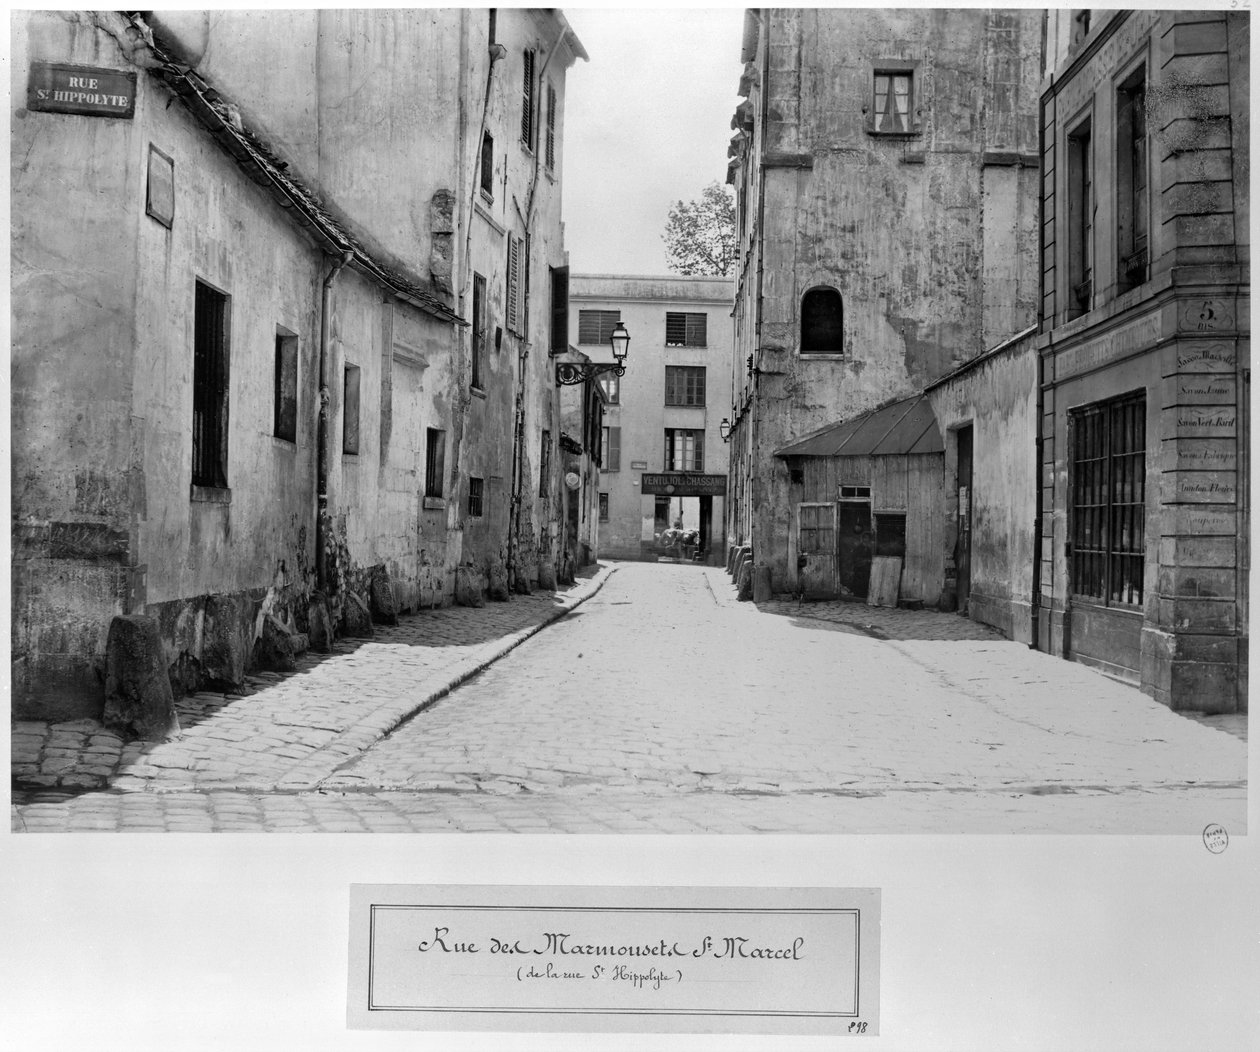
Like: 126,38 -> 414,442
349,884 -> 879,1035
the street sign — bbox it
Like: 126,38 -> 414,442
28,62 -> 137,119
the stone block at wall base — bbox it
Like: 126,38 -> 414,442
488,563 -> 511,601
537,560 -> 557,591
202,593 -> 251,690
737,563 -> 753,601
455,566 -> 487,607
102,615 -> 180,742
252,613 -> 299,673
753,566 -> 773,603
342,592 -> 375,638
308,592 -> 335,652
370,566 -> 399,625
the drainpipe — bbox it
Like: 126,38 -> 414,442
317,250 -> 354,593
1030,76 -> 1049,650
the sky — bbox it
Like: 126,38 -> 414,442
560,7 -> 747,276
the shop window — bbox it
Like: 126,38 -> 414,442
801,287 -> 843,354
1116,66 -> 1148,292
472,272 -> 487,390
872,70 -> 913,134
468,476 -> 484,518
578,309 -> 620,345
599,492 -> 609,522
273,329 -> 298,443
665,311 -> 707,347
343,364 -> 360,455
665,366 -> 706,407
1070,392 -> 1146,605
480,132 -> 494,199
425,427 -> 446,499
192,280 -> 230,490
1067,117 -> 1093,316
664,428 -> 704,472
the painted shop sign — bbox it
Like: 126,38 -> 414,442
640,473 -> 727,497
1173,341 -> 1237,373
1054,312 -> 1163,379
1170,472 -> 1237,504
1160,439 -> 1235,473
1179,299 -> 1236,333
28,63 -> 136,118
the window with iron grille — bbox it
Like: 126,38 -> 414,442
274,330 -> 297,443
664,428 -> 704,472
480,132 -> 494,198
801,287 -> 844,353
601,425 -> 621,471
343,363 -> 360,455
872,70 -> 913,133
192,280 -> 230,489
545,82 -> 557,170
598,375 -> 620,404
577,309 -> 620,345
665,311 -> 707,347
1117,67 -> 1148,291
472,272 -> 487,390
665,366 -> 706,407
598,492 -> 609,522
1070,392 -> 1146,605
468,476 -> 484,518
425,427 -> 446,499
521,49 -> 536,149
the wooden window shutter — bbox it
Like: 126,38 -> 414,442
506,236 -> 521,334
550,265 -> 569,353
609,426 -> 621,472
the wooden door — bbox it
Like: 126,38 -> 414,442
797,503 -> 837,596
838,502 -> 873,598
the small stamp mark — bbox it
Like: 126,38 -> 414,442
1202,824 -> 1229,854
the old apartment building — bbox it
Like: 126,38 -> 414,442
570,274 -> 734,562
10,9 -> 589,720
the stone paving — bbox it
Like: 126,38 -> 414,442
11,566 -> 613,795
10,561 -> 1248,834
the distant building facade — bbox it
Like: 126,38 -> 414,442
725,8 -> 1043,594
10,9 -> 588,719
569,275 -> 734,562
1036,10 -> 1249,711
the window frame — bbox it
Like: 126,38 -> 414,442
598,491 -> 609,522
601,425 -> 621,472
598,374 -> 620,405
664,311 -> 707,348
479,131 -> 494,200
868,62 -> 920,136
425,427 -> 447,500
342,362 -> 361,456
521,48 -> 536,151
664,365 -> 707,408
663,428 -> 705,473
468,475 -> 485,518
192,279 -> 231,492
1066,113 -> 1094,317
273,328 -> 298,444
800,286 -> 845,356
1116,62 -> 1150,293
472,272 -> 487,391
545,81 -> 557,171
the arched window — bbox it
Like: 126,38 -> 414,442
800,287 -> 843,354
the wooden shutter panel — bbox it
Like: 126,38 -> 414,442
609,426 -> 621,472
550,265 -> 569,353
506,236 -> 520,333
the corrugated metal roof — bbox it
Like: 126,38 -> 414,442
774,394 -> 944,458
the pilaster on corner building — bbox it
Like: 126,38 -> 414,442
10,10 -> 590,720
725,8 -> 1247,714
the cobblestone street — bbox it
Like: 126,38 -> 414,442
11,562 -> 1247,833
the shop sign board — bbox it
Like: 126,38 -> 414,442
28,63 -> 136,118
640,473 -> 727,497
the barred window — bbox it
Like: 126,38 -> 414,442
1070,392 -> 1146,605
598,492 -> 609,522
192,280 -> 230,489
665,366 -> 706,407
468,476 -> 484,518
665,311 -> 707,347
425,427 -> 446,499
664,428 -> 704,472
577,309 -> 620,345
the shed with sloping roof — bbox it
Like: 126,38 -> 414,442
774,394 -> 947,603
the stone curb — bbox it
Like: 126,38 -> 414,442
268,564 -> 619,792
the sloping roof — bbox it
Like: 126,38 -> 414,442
774,394 -> 944,458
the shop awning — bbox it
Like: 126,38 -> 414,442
774,394 -> 944,458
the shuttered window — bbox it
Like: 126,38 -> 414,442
505,236 -> 524,335
472,273 -> 487,390
601,425 -> 621,471
665,311 -> 707,347
545,82 -> 557,170
521,49 -> 536,149
549,265 -> 568,353
577,309 -> 620,346
665,366 -> 706,407
1070,392 -> 1146,605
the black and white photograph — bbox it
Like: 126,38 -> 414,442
5,5 -> 1255,1050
